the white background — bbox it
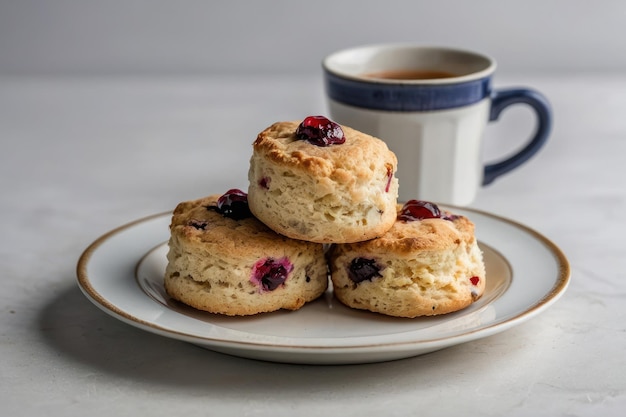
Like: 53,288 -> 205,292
1,0 -> 625,76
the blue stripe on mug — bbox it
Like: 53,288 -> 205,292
324,72 -> 493,112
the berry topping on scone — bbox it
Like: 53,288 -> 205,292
251,257 -> 294,291
215,189 -> 252,220
398,200 -> 442,221
295,115 -> 345,146
348,258 -> 383,283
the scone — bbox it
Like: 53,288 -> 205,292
328,200 -> 486,318
164,190 -> 328,316
247,116 -> 399,244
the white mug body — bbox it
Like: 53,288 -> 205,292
328,98 -> 489,205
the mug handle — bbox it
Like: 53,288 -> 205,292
483,88 -> 552,185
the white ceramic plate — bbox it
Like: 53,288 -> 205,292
77,208 -> 569,365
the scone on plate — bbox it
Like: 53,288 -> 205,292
328,200 -> 486,318
247,116 -> 399,244
164,190 -> 328,316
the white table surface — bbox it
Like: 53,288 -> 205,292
1,73 -> 624,416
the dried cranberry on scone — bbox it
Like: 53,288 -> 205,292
164,190 -> 328,316
247,116 -> 399,244
328,200 -> 486,318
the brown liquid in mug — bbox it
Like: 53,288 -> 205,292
364,69 -> 457,80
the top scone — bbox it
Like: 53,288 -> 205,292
247,117 -> 399,243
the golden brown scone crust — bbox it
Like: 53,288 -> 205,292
253,121 -> 396,180
248,121 -> 399,243
164,194 -> 328,316
328,205 -> 486,318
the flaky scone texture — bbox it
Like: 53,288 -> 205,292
164,195 -> 328,316
247,121 -> 399,243
328,206 -> 486,318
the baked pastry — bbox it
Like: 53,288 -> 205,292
247,116 -> 399,244
328,200 -> 486,318
164,190 -> 328,316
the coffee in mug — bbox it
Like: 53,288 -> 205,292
364,69 -> 457,80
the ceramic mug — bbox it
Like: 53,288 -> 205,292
323,44 -> 552,205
